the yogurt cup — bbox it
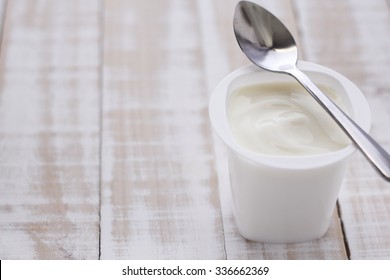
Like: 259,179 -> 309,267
209,62 -> 371,243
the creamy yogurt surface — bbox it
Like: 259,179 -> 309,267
228,82 -> 350,155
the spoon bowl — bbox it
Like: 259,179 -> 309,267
233,2 -> 297,71
233,0 -> 390,181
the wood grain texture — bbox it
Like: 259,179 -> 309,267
295,0 -> 390,259
100,0 -> 224,259
0,0 -> 101,259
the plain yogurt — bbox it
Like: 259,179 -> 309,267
228,82 -> 350,155
209,63 -> 371,242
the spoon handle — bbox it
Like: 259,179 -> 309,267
286,67 -> 390,181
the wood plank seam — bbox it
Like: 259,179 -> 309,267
98,0 -> 105,260
336,201 -> 351,259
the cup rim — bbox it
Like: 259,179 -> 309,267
209,62 -> 371,169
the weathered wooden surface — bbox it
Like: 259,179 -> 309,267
0,0 -> 100,259
0,0 -> 389,259
100,0 -> 225,259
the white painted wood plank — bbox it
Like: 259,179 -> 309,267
0,0 -> 101,259
295,0 -> 390,259
100,0 -> 225,259
200,0 -> 347,259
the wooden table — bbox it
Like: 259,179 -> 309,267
0,0 -> 389,260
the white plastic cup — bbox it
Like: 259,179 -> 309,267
209,62 -> 371,243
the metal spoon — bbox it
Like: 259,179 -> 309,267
233,1 -> 390,181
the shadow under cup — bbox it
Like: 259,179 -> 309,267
209,62 -> 371,243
